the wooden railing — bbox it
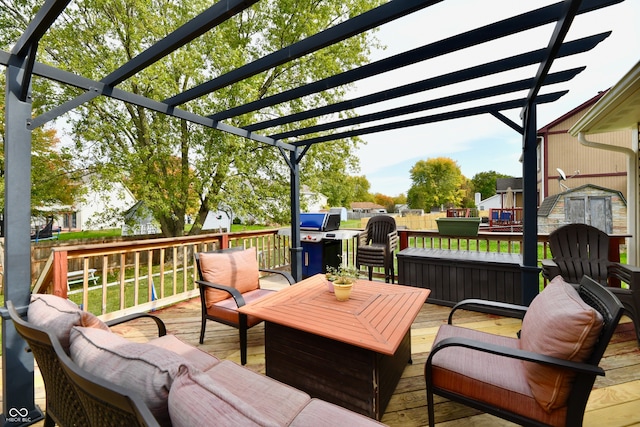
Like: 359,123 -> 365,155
31,227 -> 627,320
33,230 -> 290,320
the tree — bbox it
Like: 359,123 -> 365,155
373,193 -> 394,213
0,76 -> 83,217
1,0 -> 384,236
471,171 -> 512,200
320,174 -> 373,208
407,157 -> 465,211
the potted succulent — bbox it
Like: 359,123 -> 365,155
326,264 -> 359,301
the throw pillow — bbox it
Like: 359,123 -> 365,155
70,326 -> 192,427
520,276 -> 603,412
198,247 -> 260,305
28,294 -> 109,351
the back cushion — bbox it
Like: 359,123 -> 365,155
70,326 -> 191,427
520,276 -> 603,412
198,247 -> 260,306
28,294 -> 109,352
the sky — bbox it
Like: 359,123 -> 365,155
350,0 -> 640,197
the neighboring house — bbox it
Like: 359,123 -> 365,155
496,178 -> 523,208
475,193 -> 501,211
58,181 -> 138,231
350,202 -> 387,213
568,61 -> 640,266
537,184 -> 627,235
537,90 -> 633,204
301,186 -> 328,212
121,201 -> 159,236
202,210 -> 232,232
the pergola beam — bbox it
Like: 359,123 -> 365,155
210,0 -> 618,122
10,0 -> 70,57
164,0 -> 444,106
246,33 -> 607,132
13,54 -> 295,150
273,69 -> 582,140
293,92 -> 566,146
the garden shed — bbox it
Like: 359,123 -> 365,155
537,184 -> 627,234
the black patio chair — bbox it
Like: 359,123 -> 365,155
541,223 -> 640,345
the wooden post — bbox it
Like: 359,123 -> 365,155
52,250 -> 69,298
398,230 -> 409,251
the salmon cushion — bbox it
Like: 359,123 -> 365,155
198,247 -> 260,306
520,276 -> 603,412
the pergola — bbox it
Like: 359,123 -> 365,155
0,0 -> 625,422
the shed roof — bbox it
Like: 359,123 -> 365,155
537,183 -> 626,217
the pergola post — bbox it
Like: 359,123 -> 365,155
1,62 -> 45,425
289,148 -> 303,282
521,102 -> 541,306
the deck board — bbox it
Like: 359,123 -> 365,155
3,275 -> 639,426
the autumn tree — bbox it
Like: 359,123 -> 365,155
373,193 -> 394,213
407,157 -> 465,211
1,0 -> 383,236
471,171 -> 512,200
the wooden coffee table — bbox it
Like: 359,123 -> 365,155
238,274 -> 430,420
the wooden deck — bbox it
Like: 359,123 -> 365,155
6,275 -> 640,426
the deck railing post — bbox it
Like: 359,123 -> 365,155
52,250 -> 69,298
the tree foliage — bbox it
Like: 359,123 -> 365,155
1,0 -> 384,236
471,170 -> 512,200
407,157 -> 465,211
373,193 -> 394,212
320,174 -> 373,208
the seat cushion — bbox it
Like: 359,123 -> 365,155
206,288 -> 275,325
169,360 -> 310,427
70,326 -> 193,427
520,276 -> 603,412
289,398 -> 386,426
148,334 -> 220,372
27,294 -> 109,352
199,247 -> 260,305
430,325 -> 566,426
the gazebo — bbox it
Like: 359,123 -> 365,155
1,0 -> 628,422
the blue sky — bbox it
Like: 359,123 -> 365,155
352,0 -> 640,196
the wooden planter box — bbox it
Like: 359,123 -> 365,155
436,217 -> 481,237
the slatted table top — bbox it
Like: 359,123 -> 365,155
238,274 -> 430,355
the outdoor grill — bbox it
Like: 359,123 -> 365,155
279,213 -> 360,278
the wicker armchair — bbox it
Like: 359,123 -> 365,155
53,333 -> 160,427
7,300 -> 89,427
356,215 -> 398,283
541,223 -> 640,344
7,299 -> 166,427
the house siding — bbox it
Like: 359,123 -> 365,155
538,91 -> 633,201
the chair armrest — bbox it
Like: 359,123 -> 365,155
105,313 -> 167,337
427,336 -> 604,376
540,259 -> 561,281
358,232 -> 369,247
259,268 -> 296,285
196,280 -> 247,307
387,230 -> 399,252
608,262 -> 640,288
448,299 -> 528,323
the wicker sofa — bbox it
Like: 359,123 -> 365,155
14,294 -> 386,427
